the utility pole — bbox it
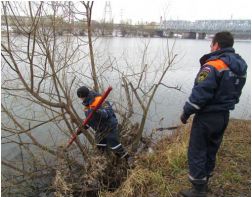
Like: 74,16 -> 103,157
160,16 -> 163,29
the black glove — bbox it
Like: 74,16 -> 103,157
180,112 -> 190,124
77,125 -> 89,135
76,129 -> 82,135
83,125 -> 89,130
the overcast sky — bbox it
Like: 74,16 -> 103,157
91,0 -> 251,23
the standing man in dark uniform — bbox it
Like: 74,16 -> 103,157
179,31 -> 247,197
77,86 -> 129,160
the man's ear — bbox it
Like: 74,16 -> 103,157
214,42 -> 221,50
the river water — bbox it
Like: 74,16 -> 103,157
1,37 -> 251,159
93,37 -> 251,127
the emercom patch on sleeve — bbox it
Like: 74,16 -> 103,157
197,67 -> 211,82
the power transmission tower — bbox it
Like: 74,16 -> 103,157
120,9 -> 124,23
103,1 -> 112,23
68,2 -> 75,33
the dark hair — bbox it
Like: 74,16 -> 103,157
77,86 -> 89,98
212,31 -> 234,49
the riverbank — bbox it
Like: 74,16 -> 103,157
101,118 -> 251,197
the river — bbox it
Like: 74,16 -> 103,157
1,36 -> 251,159
93,37 -> 251,127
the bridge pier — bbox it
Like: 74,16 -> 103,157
155,30 -> 164,37
168,32 -> 174,38
197,32 -> 206,39
182,32 -> 196,39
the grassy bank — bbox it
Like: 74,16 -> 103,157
101,119 -> 251,197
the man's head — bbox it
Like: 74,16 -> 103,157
77,86 -> 89,100
211,31 -> 234,52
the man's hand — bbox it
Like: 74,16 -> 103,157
76,129 -> 82,135
180,112 -> 190,124
76,125 -> 89,135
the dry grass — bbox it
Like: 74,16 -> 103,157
212,119 -> 251,197
100,167 -> 170,197
52,149 -> 130,197
53,170 -> 73,197
100,118 -> 251,197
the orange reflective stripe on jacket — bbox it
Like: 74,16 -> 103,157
204,59 -> 229,72
89,96 -> 102,109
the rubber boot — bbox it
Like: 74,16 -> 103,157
179,182 -> 208,197
112,145 -> 128,159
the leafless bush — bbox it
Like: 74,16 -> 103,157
1,1 -> 180,196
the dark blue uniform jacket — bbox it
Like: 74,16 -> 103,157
82,91 -> 118,132
184,47 -> 247,116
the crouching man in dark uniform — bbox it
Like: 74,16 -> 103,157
77,86 -> 129,160
179,31 -> 247,197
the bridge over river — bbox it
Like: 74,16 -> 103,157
112,19 -> 251,39
156,19 -> 251,39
